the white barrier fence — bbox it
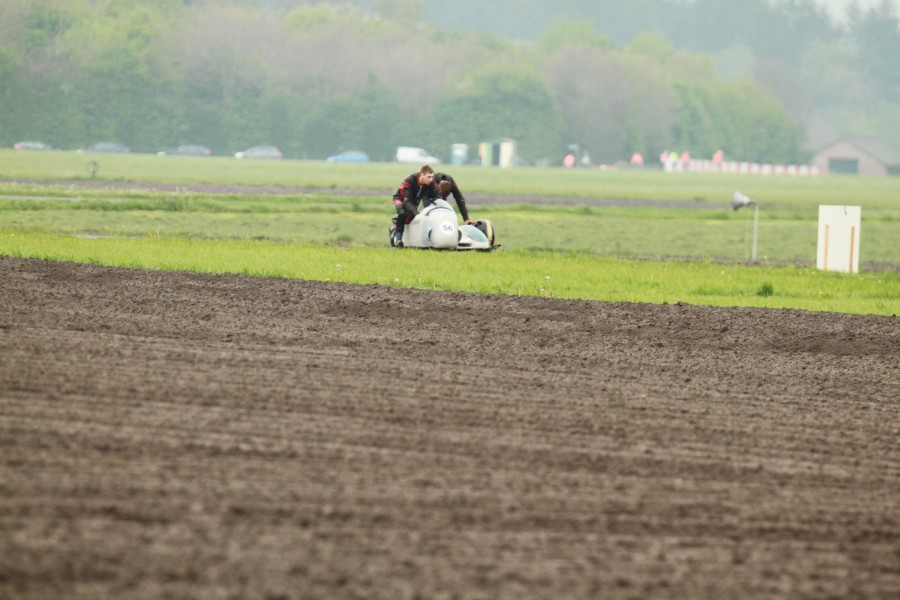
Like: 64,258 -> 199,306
664,159 -> 820,175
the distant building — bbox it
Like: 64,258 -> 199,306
813,136 -> 900,176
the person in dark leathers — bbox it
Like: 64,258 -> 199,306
392,165 -> 438,246
430,172 -> 475,225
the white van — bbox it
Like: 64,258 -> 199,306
395,146 -> 441,165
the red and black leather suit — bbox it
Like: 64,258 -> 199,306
392,172 -> 439,235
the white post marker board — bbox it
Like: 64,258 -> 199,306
817,205 -> 861,274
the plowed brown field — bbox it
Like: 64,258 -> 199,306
1,256 -> 898,599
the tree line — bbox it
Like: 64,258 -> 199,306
1,0 -> 896,165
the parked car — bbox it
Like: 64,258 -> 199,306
13,141 -> 52,151
158,144 -> 211,156
396,146 -> 440,164
234,145 -> 282,159
327,150 -> 369,163
83,142 -> 129,153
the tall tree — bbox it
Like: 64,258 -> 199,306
846,0 -> 900,102
375,0 -> 423,23
544,45 -> 676,163
0,49 -> 34,144
300,77 -> 400,160
672,78 -> 807,163
426,66 -> 565,163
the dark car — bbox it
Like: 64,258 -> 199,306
84,142 -> 129,153
13,141 -> 53,151
234,145 -> 283,159
157,144 -> 211,156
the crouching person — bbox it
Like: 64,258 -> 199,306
392,165 -> 438,247
432,171 -> 474,225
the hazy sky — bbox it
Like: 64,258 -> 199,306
815,0 -> 900,20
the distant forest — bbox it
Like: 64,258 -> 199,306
1,0 -> 898,164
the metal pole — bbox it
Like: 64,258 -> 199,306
752,204 -> 759,261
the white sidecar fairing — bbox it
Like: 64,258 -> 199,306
392,198 -> 496,251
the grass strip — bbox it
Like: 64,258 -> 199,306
2,231 -> 897,316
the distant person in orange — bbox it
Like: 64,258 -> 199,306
630,152 -> 644,167
563,153 -> 576,168
713,149 -> 724,169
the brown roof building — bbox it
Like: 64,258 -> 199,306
813,136 -> 900,176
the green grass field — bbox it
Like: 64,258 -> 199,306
4,148 -> 900,206
2,232 -> 897,315
2,150 -> 898,315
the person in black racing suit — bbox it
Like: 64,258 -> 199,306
392,165 -> 439,247
430,172 -> 475,225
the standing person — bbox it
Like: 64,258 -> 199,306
431,172 -> 474,225
630,152 -> 644,167
712,149 -> 724,170
668,150 -> 680,172
392,165 -> 438,247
